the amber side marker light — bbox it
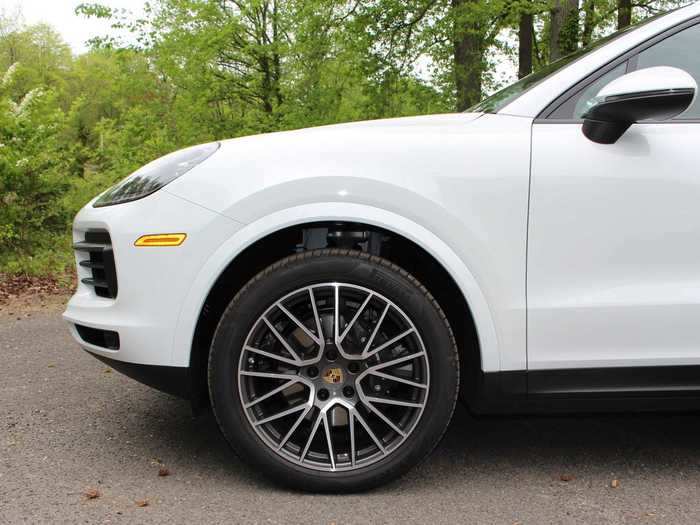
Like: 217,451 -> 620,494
134,233 -> 187,247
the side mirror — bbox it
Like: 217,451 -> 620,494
582,66 -> 696,144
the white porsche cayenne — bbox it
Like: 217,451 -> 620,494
65,3 -> 700,491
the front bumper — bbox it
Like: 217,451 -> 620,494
63,189 -> 242,368
87,350 -> 191,398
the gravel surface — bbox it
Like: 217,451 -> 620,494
2,309 -> 700,524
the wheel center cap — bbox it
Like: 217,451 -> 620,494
322,366 -> 344,385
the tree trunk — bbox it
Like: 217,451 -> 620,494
582,0 -> 595,46
549,0 -> 579,62
549,1 -> 564,61
271,0 -> 283,107
617,0 -> 632,29
518,11 -> 533,78
452,0 -> 483,111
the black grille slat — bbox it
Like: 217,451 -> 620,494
81,277 -> 110,288
73,242 -> 107,252
79,260 -> 105,270
74,230 -> 118,299
84,231 -> 112,244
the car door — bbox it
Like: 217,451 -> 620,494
527,21 -> 700,381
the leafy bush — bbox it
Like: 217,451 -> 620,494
0,73 -> 73,273
1,1 -> 676,277
0,7 -> 451,277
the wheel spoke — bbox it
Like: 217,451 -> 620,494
353,410 -> 386,454
365,396 -> 424,409
368,351 -> 425,372
240,370 -> 298,380
367,370 -> 428,389
338,292 -> 373,342
277,302 -> 321,345
244,379 -> 300,409
363,328 -> 414,359
277,405 -> 312,451
254,403 -> 307,427
244,345 -> 300,367
362,302 -> 390,356
308,288 -> 324,343
262,317 -> 303,363
349,410 -> 357,467
301,410 -> 324,462
322,412 -> 336,470
363,399 -> 407,437
333,284 -> 340,341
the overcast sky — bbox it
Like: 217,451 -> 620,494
0,0 -> 144,54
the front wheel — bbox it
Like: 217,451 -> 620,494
208,249 -> 459,491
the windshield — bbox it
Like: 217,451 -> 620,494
469,13 -> 667,114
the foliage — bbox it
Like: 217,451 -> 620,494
0,0 -> 684,276
0,68 -> 73,274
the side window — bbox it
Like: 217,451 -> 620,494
635,23 -> 700,119
572,64 -> 628,118
550,64 -> 628,119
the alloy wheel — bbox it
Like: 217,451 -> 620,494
237,283 -> 430,472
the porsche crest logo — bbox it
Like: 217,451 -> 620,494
322,367 -> 344,384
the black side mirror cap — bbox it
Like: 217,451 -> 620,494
582,88 -> 695,144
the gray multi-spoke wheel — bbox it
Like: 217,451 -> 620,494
209,250 -> 459,492
238,283 -> 430,472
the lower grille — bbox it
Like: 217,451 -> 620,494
74,230 -> 118,298
75,324 -> 120,350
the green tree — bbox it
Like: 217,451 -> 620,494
0,19 -> 72,100
0,65 -> 72,272
0,0 -> 688,276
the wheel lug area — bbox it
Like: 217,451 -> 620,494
313,352 -> 366,404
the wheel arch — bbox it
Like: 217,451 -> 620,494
172,204 -> 498,409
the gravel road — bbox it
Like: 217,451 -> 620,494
2,308 -> 700,524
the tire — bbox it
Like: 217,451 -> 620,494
208,249 -> 459,492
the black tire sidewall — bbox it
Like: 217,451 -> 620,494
208,251 -> 459,492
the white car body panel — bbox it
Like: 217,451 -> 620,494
172,202 -> 506,371
528,121 -> 700,370
66,113 -> 532,372
63,191 -> 242,365
166,113 -> 531,371
170,202 -> 501,369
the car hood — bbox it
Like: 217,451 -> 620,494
218,112 -> 483,149
166,111 -> 490,223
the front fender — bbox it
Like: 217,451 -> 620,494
168,113 -> 531,373
170,202 -> 500,372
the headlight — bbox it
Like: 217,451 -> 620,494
93,142 -> 220,207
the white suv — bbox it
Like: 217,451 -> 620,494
65,3 -> 700,491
